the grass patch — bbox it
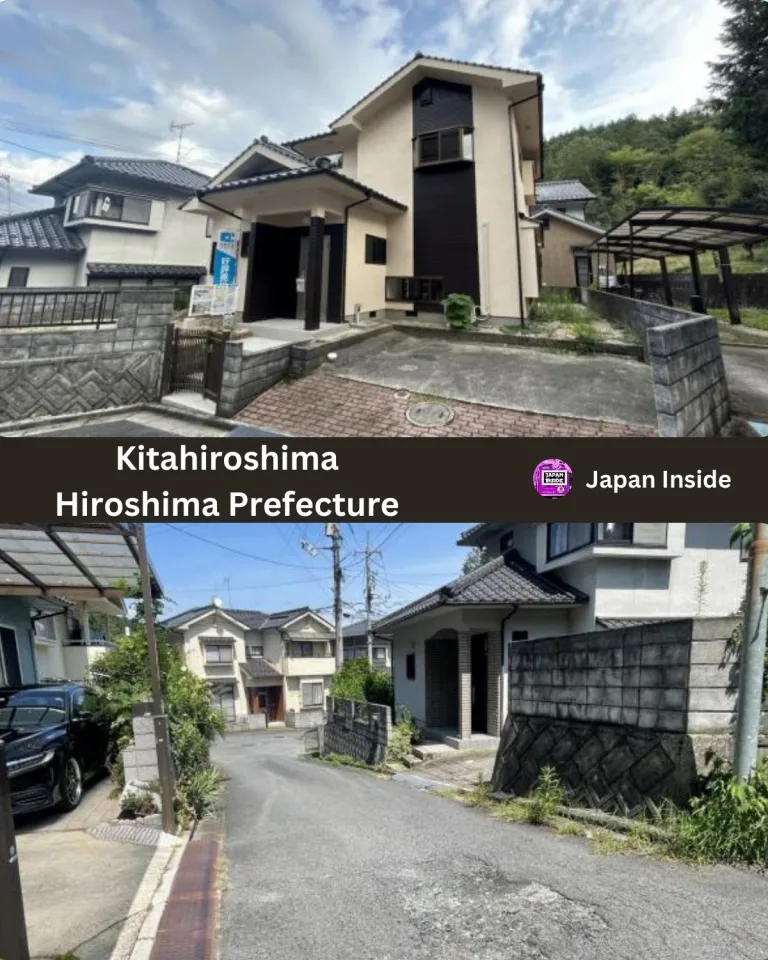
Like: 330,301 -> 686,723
589,824 -> 666,859
491,801 -> 530,823
572,321 -> 604,353
710,306 -> 768,332
552,817 -> 586,837
530,290 -> 586,325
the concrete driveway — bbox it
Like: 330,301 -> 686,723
328,330 -> 657,427
16,777 -> 156,960
721,344 -> 768,421
215,731 -> 768,960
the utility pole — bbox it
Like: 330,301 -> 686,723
734,522 -> 768,781
169,121 -> 194,163
325,523 -> 344,671
136,523 -> 176,834
364,531 -> 376,666
0,174 -> 11,217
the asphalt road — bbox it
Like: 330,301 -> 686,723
215,732 -> 768,960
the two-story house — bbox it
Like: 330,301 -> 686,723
162,603 -> 336,728
0,156 -> 212,290
343,619 -> 392,673
377,522 -> 747,749
181,54 -> 543,329
529,180 -> 608,288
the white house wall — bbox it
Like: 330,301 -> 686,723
0,255 -> 79,288
181,614 -> 250,719
344,204 -> 390,316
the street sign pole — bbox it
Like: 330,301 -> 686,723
0,744 -> 30,960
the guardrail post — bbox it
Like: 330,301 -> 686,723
0,743 -> 31,960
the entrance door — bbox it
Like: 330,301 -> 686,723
471,634 -> 488,734
296,235 -> 331,323
0,627 -> 23,686
574,250 -> 592,288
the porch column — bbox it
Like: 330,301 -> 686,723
304,207 -> 325,331
659,257 -> 674,307
718,246 -> 741,325
458,631 -> 472,742
486,631 -> 502,736
689,252 -> 706,314
242,219 -> 259,323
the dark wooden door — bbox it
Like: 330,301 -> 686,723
203,334 -> 226,401
169,329 -> 225,402
471,634 -> 488,734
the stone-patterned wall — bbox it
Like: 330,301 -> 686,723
458,632 -> 472,741
0,289 -> 171,424
217,340 -> 291,419
122,702 -> 160,785
322,696 -> 392,766
487,631 -> 502,737
494,618 -> 746,812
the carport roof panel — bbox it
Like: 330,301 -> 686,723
0,524 -> 155,597
590,206 -> 768,260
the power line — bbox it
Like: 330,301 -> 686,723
376,523 -> 408,550
0,135 -> 63,160
163,523 -> 329,570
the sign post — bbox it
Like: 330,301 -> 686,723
0,744 -> 30,960
213,230 -> 238,287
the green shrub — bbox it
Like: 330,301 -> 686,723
387,711 -> 418,762
120,790 -> 158,819
526,766 -> 566,824
443,293 -> 475,330
330,657 -> 394,707
175,768 -> 225,828
670,756 -> 768,866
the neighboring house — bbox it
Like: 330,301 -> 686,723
378,522 -> 747,748
529,180 -> 609,288
343,619 -> 392,672
162,604 -> 336,728
182,54 -> 544,327
0,523 -> 155,686
0,156 -> 212,290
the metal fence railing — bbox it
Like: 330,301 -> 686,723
0,288 -> 120,329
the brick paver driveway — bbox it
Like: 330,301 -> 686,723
237,373 -> 657,437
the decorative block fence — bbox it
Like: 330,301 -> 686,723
0,288 -> 172,424
323,696 -> 392,766
585,288 -> 730,437
491,618 -> 766,815
122,702 -> 160,785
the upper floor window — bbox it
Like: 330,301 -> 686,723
246,644 -> 263,660
292,641 -> 315,658
414,127 -> 474,169
7,267 -> 29,288
69,189 -> 152,225
547,522 -> 667,560
373,646 -> 387,663
205,644 -> 233,664
33,617 -> 57,642
365,234 -> 387,265
548,523 -> 594,560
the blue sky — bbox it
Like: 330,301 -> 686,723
0,0 -> 726,215
145,522 -> 473,622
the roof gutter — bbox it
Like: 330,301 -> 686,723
194,195 -> 245,221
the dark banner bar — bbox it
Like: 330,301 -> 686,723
0,438 -> 762,522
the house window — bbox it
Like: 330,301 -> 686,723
7,267 -> 29,288
373,646 -> 387,663
419,87 -> 433,106
511,631 -> 529,641
205,644 -> 233,663
365,234 -> 387,265
87,191 -> 152,225
597,523 -> 633,543
385,276 -> 444,303
406,653 -> 416,681
33,617 -> 57,642
70,192 -> 87,218
293,641 -> 314,658
205,216 -> 213,239
246,645 -> 263,659
414,127 -> 474,168
547,523 -> 594,560
301,681 -> 324,707
240,230 -> 250,259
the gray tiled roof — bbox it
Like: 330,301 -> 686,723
596,617 -> 668,630
198,166 -> 408,210
457,523 -> 490,544
161,606 -> 268,631
239,659 -> 283,680
343,618 -> 368,638
260,607 -> 312,629
87,262 -> 206,279
32,156 -> 209,196
0,207 -> 84,253
257,136 -> 309,164
535,180 -> 595,203
376,551 -> 588,630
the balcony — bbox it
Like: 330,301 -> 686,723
543,523 -> 678,572
282,656 -> 336,677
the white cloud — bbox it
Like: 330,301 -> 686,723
0,0 -> 728,210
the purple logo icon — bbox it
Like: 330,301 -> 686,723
533,459 -> 572,498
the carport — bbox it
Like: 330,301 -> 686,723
590,207 -> 768,324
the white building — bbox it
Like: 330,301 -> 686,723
162,604 -> 337,728
379,523 -> 748,748
0,156 -> 212,290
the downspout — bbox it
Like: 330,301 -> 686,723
340,192 -> 371,324
508,104 -> 527,327
499,605 -> 519,735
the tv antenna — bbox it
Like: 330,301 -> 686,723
169,121 -> 194,163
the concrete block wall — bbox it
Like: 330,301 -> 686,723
0,289 -> 172,423
122,702 -> 160,785
487,631 -> 502,737
646,315 -> 730,438
322,696 -> 392,766
217,339 -> 291,418
584,289 -> 730,437
494,618 -> 754,813
458,632 -> 472,742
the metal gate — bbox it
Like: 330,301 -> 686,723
167,328 -> 226,401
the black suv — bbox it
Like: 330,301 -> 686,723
0,683 -> 109,815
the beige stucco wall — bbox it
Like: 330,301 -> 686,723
340,143 -> 358,179
356,94 -> 413,309
540,218 -> 605,288
0,255 -> 79,288
180,613 -> 250,719
344,205 -> 388,316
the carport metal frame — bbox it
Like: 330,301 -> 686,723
589,206 -> 768,324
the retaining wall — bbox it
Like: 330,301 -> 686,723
633,272 -> 768,309
0,289 -> 171,423
584,288 -> 730,437
492,618 -> 753,815
322,696 -> 392,766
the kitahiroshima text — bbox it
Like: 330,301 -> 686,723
586,469 -> 733,493
56,490 -> 400,519
116,444 -> 339,472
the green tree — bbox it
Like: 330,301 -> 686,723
330,657 -> 394,706
461,546 -> 492,576
710,0 -> 768,163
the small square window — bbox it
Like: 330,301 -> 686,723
373,647 -> 387,662
419,87 -> 433,106
247,645 -> 263,659
419,134 -> 440,164
7,267 -> 29,288
365,234 -> 387,265
406,653 -> 416,681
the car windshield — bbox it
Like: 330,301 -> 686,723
0,691 -> 68,733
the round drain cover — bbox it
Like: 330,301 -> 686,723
394,390 -> 411,401
405,401 -> 454,428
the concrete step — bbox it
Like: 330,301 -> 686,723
412,743 -> 456,761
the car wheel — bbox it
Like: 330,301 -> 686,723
58,756 -> 83,811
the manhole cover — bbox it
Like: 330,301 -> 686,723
405,401 -> 454,428
394,390 -> 410,401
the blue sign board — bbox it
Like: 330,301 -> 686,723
213,230 -> 238,286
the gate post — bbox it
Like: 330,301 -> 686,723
160,323 -> 176,396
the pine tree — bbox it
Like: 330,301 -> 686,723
710,0 -> 768,162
